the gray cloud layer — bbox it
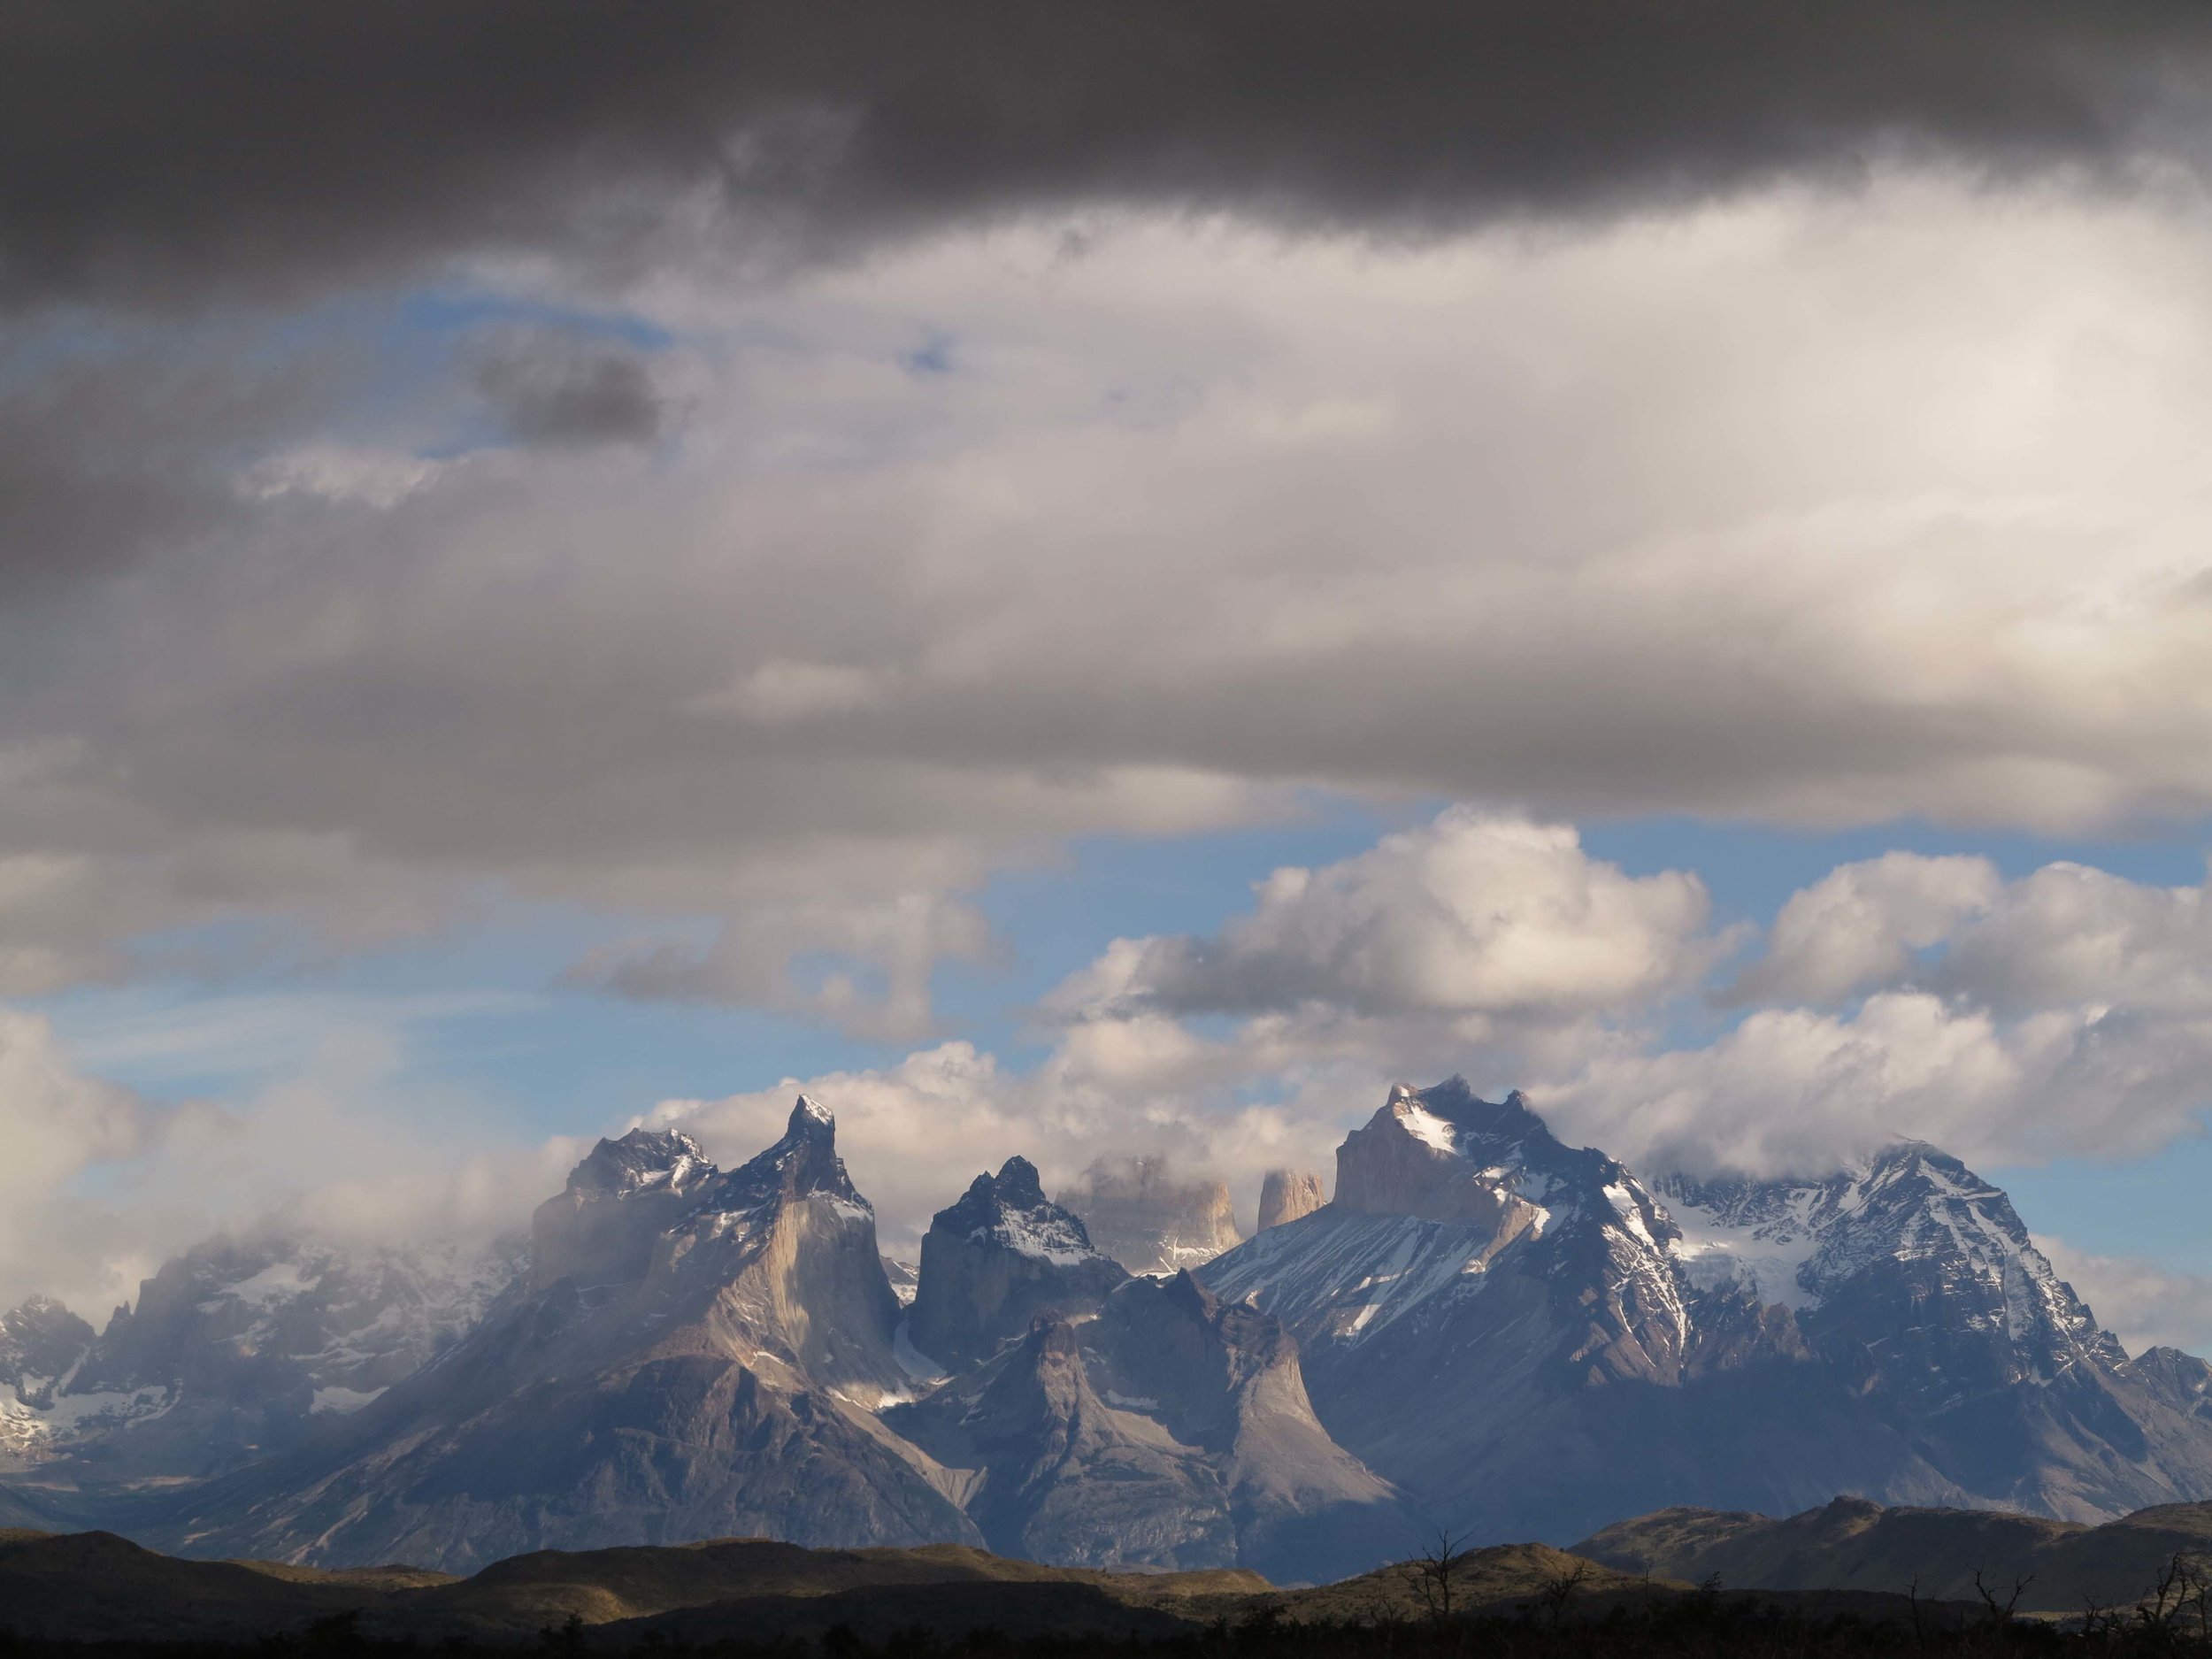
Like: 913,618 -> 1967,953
9,186 -> 2212,1030
6,3 -> 2212,309
13,8 -> 2212,1328
470,331 -> 667,449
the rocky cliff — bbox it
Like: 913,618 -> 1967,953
887,1271 -> 1406,1583
1256,1171 -> 1325,1233
907,1157 -> 1128,1371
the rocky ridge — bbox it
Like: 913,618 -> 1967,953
887,1271 -> 1407,1582
1657,1149 -> 2212,1518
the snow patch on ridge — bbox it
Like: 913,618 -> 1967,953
892,1318 -> 950,1387
1205,1210 -> 1500,1345
1398,1105 -> 1462,1155
989,1208 -> 1095,1267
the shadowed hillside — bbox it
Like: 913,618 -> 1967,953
1580,1495 -> 2212,1616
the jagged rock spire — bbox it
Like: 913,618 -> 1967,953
910,1153 -> 1127,1371
1257,1169 -> 1325,1231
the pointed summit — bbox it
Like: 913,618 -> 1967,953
1256,1169 -> 1325,1231
986,1154 -> 1049,1210
712,1094 -> 864,1211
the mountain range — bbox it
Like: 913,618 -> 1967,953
1202,1080 -> 2212,1541
3,1078 -> 2208,1579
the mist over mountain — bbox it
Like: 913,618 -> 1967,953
1057,1158 -> 1246,1279
0,1233 -> 519,1479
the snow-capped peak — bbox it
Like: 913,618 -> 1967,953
1336,1079 -> 1624,1230
1656,1141 -> 2124,1372
938,1156 -> 1101,1266
712,1094 -> 867,1212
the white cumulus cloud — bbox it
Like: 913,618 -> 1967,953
1059,810 -> 1732,1028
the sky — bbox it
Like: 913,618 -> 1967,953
7,3 -> 2212,1355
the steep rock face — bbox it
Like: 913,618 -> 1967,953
0,1296 -> 96,1398
0,1297 -> 96,1463
2126,1348 -> 2212,1425
1200,1080 -> 1962,1542
908,1158 -> 1128,1372
887,1272 -> 1406,1583
1660,1151 -> 2212,1519
881,1256 -> 921,1307
1058,1159 -> 1242,1276
0,1239 -> 518,1478
1256,1171 -> 1325,1233
150,1101 -> 979,1571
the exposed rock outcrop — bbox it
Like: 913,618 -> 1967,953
0,1295 -> 94,1398
908,1157 -> 1127,1372
530,1127 -> 714,1291
1058,1159 -> 1242,1276
2126,1347 -> 2212,1424
1657,1147 -> 2212,1519
1256,1170 -> 1325,1233
887,1271 -> 1407,1583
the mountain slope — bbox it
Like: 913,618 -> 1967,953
1199,1081 -> 1968,1540
887,1271 -> 1408,1583
1204,1079 -> 2212,1540
1659,1150 -> 2212,1518
148,1102 -> 982,1571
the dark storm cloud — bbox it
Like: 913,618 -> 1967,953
470,332 -> 664,448
0,334 -> 319,603
3,1 -> 2209,308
